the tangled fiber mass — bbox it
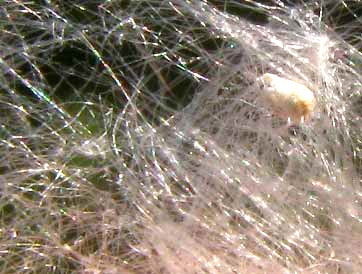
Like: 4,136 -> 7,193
1,0 -> 362,273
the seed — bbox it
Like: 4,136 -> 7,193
260,73 -> 316,123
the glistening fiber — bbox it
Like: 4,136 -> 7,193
1,1 -> 362,273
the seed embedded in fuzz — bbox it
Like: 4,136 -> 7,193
260,73 -> 316,123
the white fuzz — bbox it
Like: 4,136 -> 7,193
1,1 -> 362,273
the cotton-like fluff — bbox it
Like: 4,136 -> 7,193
1,1 -> 362,274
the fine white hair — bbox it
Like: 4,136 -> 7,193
1,1 -> 362,273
